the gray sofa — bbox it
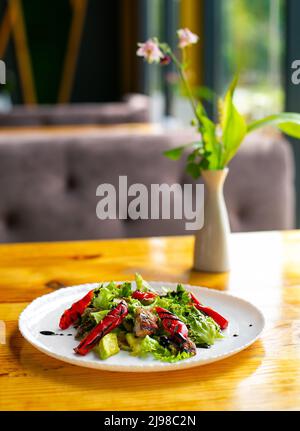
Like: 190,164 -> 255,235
0,94 -> 149,126
0,127 -> 294,243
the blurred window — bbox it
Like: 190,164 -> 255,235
141,0 -> 284,124
218,0 -> 284,121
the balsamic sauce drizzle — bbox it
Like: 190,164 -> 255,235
232,323 -> 253,337
40,323 -> 254,342
40,331 -> 72,336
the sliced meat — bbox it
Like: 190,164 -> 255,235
171,334 -> 197,356
180,337 -> 197,356
134,307 -> 158,337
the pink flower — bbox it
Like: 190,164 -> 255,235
136,39 -> 164,64
177,28 -> 199,48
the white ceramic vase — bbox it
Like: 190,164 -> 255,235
193,168 -> 231,272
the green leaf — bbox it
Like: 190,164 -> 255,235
119,282 -> 132,297
220,76 -> 247,166
199,157 -> 210,170
185,162 -> 201,179
163,141 -> 201,161
140,335 -> 193,363
134,273 -> 156,293
247,112 -> 300,138
192,140 -> 203,150
196,102 -> 206,119
163,146 -> 185,160
194,85 -> 216,102
91,309 -> 109,324
92,286 -> 116,309
198,115 -> 221,169
279,122 -> 300,138
187,152 -> 196,162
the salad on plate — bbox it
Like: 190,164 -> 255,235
59,274 -> 228,363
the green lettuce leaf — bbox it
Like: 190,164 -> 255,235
134,273 -> 156,293
187,309 -> 223,346
90,309 -> 109,324
92,281 -> 118,309
140,336 -> 192,363
119,282 -> 132,297
92,281 -> 132,309
155,284 -> 223,347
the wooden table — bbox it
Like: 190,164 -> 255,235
1,231 -> 300,410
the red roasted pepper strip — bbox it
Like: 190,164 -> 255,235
156,307 -> 188,342
190,293 -> 228,330
74,300 -> 128,355
156,307 -> 197,355
59,289 -> 94,330
132,290 -> 158,301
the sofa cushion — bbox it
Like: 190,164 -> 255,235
0,94 -> 149,127
0,128 -> 294,242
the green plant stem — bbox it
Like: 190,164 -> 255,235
167,50 -> 204,131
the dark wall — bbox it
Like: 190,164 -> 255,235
23,0 -> 71,104
0,0 -> 122,104
72,0 -> 121,103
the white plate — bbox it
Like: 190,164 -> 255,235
19,282 -> 264,372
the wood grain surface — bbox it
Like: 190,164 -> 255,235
0,231 -> 300,410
